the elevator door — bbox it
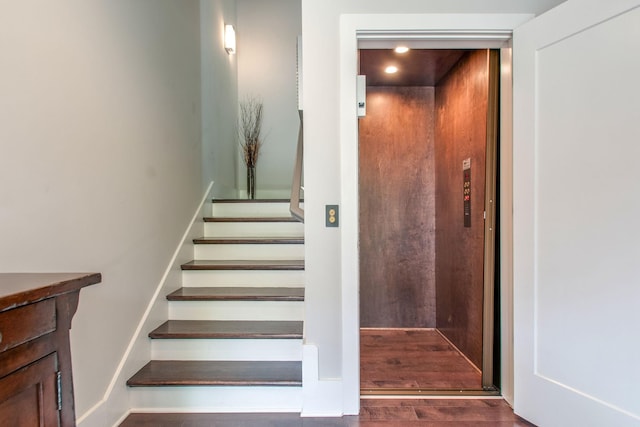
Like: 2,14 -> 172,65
358,48 -> 499,392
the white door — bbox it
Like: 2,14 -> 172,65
513,1 -> 640,426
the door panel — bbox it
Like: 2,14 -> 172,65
0,353 -> 60,426
513,1 -> 640,425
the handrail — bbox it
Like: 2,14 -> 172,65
289,110 -> 304,222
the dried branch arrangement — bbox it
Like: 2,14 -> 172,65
238,96 -> 264,169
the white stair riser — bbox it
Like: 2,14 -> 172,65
182,270 -> 305,287
151,339 -> 302,361
194,244 -> 304,260
129,386 -> 302,412
131,201 -> 307,413
204,222 -> 303,238
169,301 -> 303,321
211,203 -> 294,218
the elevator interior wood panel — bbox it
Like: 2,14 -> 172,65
359,86 -> 436,328
434,50 -> 490,370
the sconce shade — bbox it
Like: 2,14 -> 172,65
225,24 -> 236,54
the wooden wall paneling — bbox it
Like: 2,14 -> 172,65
434,50 -> 490,369
359,86 -> 436,328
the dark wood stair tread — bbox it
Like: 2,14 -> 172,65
212,199 -> 301,203
204,216 -> 298,223
127,360 -> 302,387
167,287 -> 304,301
149,320 -> 303,339
193,237 -> 304,244
181,260 -> 304,271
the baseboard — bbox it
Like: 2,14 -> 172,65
76,182 -> 214,427
112,410 -> 131,427
301,344 -> 344,417
128,386 -> 303,413
126,407 -> 301,414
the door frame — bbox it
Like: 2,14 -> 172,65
338,14 -> 530,414
357,48 -> 500,392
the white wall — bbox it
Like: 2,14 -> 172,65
237,0 -> 301,198
300,0 -> 565,414
201,0 -> 238,198
200,0 -> 301,199
0,0 -> 202,423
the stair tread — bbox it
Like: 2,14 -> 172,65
181,260 -> 304,271
149,320 -> 303,339
212,199 -> 292,204
204,216 -> 298,223
167,287 -> 304,301
194,237 -> 304,244
127,360 -> 302,387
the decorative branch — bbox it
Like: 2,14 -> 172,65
238,96 -> 264,169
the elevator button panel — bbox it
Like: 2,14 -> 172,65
463,158 -> 471,228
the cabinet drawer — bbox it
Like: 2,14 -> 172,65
0,299 -> 56,352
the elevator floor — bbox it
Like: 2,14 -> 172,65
360,328 -> 482,391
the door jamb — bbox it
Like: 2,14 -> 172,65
482,49 -> 500,389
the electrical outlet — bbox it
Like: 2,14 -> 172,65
326,205 -> 339,227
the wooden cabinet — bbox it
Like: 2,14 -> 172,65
0,273 -> 101,427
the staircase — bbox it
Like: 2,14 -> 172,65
127,199 -> 305,412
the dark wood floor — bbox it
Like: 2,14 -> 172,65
121,329 -> 526,425
360,328 -> 482,391
120,398 -> 534,426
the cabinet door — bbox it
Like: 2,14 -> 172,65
0,353 -> 59,427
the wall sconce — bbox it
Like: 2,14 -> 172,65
224,24 -> 236,55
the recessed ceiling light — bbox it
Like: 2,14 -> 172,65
395,46 -> 410,54
385,65 -> 398,74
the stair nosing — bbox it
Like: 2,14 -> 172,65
193,237 -> 304,245
167,287 -> 305,302
128,379 -> 301,387
204,216 -> 299,223
148,320 -> 303,340
127,360 -> 302,387
212,199 -> 301,204
181,260 -> 305,271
